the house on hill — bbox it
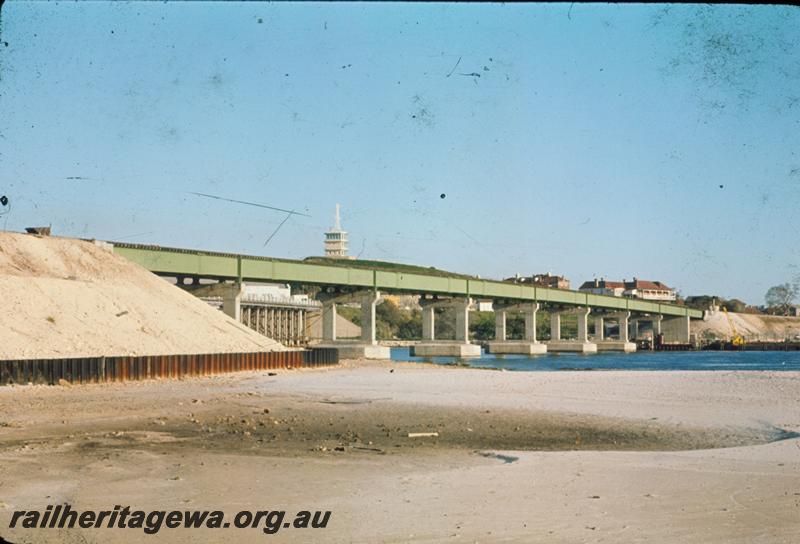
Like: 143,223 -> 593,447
578,278 -> 626,297
504,273 -> 570,290
579,277 -> 676,302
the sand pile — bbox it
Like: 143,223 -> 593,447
693,310 -> 800,341
0,232 -> 285,359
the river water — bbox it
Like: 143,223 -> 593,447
390,347 -> 800,371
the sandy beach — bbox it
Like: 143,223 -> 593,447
1,361 -> 799,543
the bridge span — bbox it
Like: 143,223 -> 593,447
108,241 -> 703,358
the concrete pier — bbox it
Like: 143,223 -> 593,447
631,315 -> 662,341
595,341 -> 636,352
317,341 -> 392,360
454,298 -> 470,343
188,281 -> 244,321
411,342 -> 482,357
595,311 -> 636,352
486,303 -> 547,355
317,290 -> 390,360
322,299 -> 338,341
360,291 -> 380,344
547,307 -> 597,353
547,341 -> 598,353
488,341 -> 547,355
422,304 -> 436,341
551,311 -> 561,341
494,308 -> 507,343
594,315 -> 605,341
630,319 -> 640,341
221,283 -> 243,321
414,297 -> 481,357
652,315 -> 663,337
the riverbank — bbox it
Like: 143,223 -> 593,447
392,346 -> 800,371
695,310 -> 800,342
1,361 -> 799,542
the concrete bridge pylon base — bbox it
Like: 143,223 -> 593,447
486,341 -> 547,355
316,342 -> 391,360
596,341 -> 637,353
412,342 -> 482,358
547,341 -> 598,354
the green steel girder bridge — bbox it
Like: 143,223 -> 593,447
110,241 -> 702,357
111,242 -> 700,318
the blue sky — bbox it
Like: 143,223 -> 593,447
1,2 -> 798,304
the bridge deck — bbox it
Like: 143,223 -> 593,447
110,242 -> 702,319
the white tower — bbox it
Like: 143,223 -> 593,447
324,204 -> 352,259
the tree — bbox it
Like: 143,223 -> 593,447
338,299 -> 422,340
434,307 -> 456,339
720,298 -> 747,313
765,283 -> 798,315
376,298 -> 405,325
470,312 -> 495,341
506,315 -> 525,339
376,299 -> 420,340
684,295 -> 719,311
397,311 -> 421,340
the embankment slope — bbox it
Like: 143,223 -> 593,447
693,310 -> 800,341
0,232 -> 284,359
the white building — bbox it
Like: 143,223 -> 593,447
323,203 -> 354,259
578,279 -> 626,297
622,278 -> 677,301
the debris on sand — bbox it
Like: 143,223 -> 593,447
477,452 -> 519,464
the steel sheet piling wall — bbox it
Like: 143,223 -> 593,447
0,348 -> 338,386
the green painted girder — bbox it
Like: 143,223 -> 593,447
111,242 -> 702,319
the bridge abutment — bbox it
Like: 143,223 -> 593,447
662,315 -> 690,344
